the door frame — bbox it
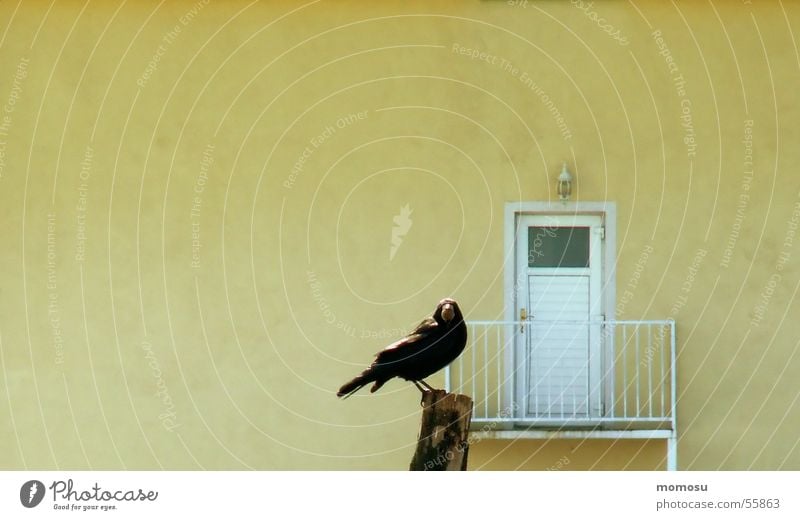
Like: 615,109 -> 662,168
503,202 -> 617,419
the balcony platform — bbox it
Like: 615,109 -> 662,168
471,418 -> 673,431
469,428 -> 674,441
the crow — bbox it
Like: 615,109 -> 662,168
337,298 -> 467,398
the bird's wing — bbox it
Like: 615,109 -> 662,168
374,317 -> 439,363
408,316 -> 440,336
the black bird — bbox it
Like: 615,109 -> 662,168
337,298 -> 468,398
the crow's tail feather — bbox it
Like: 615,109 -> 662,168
337,370 -> 376,399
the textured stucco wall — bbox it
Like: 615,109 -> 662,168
0,1 -> 798,470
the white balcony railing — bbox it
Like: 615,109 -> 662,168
445,320 -> 676,431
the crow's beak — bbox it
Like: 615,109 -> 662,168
442,303 -> 455,323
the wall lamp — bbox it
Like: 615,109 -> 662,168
557,162 -> 573,202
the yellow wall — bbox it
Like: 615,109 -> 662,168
1,0 -> 798,470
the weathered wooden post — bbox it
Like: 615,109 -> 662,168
409,390 -> 474,471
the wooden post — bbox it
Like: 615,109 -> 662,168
409,390 -> 473,471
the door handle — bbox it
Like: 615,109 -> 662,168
520,308 -> 530,332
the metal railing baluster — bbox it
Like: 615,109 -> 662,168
648,323 -> 653,418
623,325 -> 628,418
459,336 -> 464,394
471,330 -> 476,412
484,329 -> 489,419
496,325 -> 501,418
635,325 -> 641,416
660,324 -> 666,418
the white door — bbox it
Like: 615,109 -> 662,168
515,214 -> 604,418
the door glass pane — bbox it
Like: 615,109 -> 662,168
528,226 -> 590,268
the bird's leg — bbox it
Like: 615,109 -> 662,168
419,379 -> 437,392
412,380 -> 429,395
